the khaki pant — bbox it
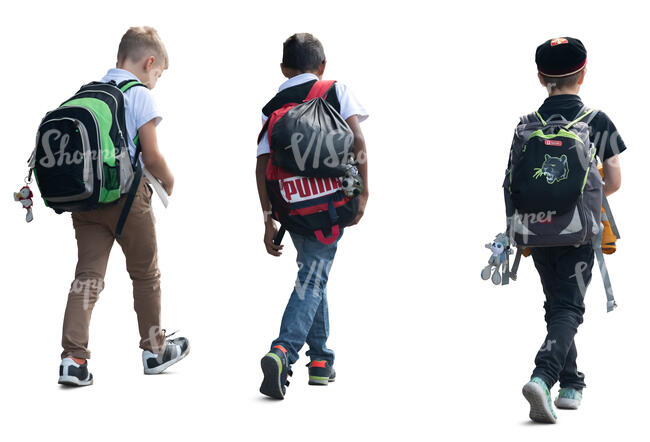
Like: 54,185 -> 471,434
61,180 -> 166,359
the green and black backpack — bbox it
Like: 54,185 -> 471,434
27,79 -> 146,237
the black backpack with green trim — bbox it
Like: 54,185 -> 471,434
504,106 -> 603,247
503,106 -> 620,312
27,79 -> 145,237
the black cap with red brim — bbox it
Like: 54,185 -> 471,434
536,37 -> 587,77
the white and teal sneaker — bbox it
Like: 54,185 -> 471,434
522,377 -> 557,424
555,388 -> 582,410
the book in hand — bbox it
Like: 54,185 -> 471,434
143,168 -> 169,208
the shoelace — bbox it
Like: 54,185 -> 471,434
163,329 -> 179,343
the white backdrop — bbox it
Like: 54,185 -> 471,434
1,0 -> 647,440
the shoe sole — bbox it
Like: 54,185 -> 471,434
308,375 -> 335,386
58,375 -> 93,387
143,343 -> 191,375
522,382 -> 557,424
555,398 -> 580,410
260,353 -> 284,399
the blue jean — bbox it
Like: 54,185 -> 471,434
271,230 -> 342,365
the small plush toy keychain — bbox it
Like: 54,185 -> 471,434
14,173 -> 34,223
481,232 -> 513,285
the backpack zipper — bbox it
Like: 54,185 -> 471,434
58,106 -> 103,185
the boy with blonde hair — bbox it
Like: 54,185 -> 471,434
58,26 -> 189,386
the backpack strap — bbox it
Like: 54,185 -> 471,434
565,106 -> 599,129
520,112 -> 546,126
113,79 -> 147,239
117,79 -> 146,93
257,119 -> 270,145
304,80 -> 336,102
115,135 -> 143,239
592,227 -> 617,312
509,247 -> 523,281
273,225 -> 286,246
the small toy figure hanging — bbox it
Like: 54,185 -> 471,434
481,232 -> 513,285
14,185 -> 34,223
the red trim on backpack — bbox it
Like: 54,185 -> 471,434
288,198 -> 349,217
311,360 -> 327,368
314,225 -> 340,245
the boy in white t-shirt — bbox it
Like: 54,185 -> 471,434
58,27 -> 189,386
256,33 -> 369,399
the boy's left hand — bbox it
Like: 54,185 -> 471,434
349,193 -> 368,226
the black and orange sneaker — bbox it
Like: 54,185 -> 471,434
307,360 -> 336,386
260,345 -> 293,399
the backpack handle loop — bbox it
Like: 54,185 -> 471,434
314,224 -> 340,245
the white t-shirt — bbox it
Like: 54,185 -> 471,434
100,68 -> 162,159
256,73 -> 368,157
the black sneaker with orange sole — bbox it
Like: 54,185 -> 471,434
260,345 -> 293,399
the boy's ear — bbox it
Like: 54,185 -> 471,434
577,67 -> 587,85
316,59 -> 327,78
280,63 -> 292,79
143,55 -> 156,72
537,72 -> 547,87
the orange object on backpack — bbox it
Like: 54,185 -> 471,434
598,164 -> 617,254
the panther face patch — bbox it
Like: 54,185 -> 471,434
533,154 -> 569,184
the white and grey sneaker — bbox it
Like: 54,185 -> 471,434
58,358 -> 93,387
142,332 -> 190,375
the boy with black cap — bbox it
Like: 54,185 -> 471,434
518,37 -> 626,423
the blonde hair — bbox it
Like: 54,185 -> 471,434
117,26 -> 169,69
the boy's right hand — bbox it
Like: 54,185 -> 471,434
163,179 -> 174,196
264,221 -> 284,256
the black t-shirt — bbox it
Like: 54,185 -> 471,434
537,94 -> 627,161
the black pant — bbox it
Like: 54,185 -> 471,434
530,244 -> 594,390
